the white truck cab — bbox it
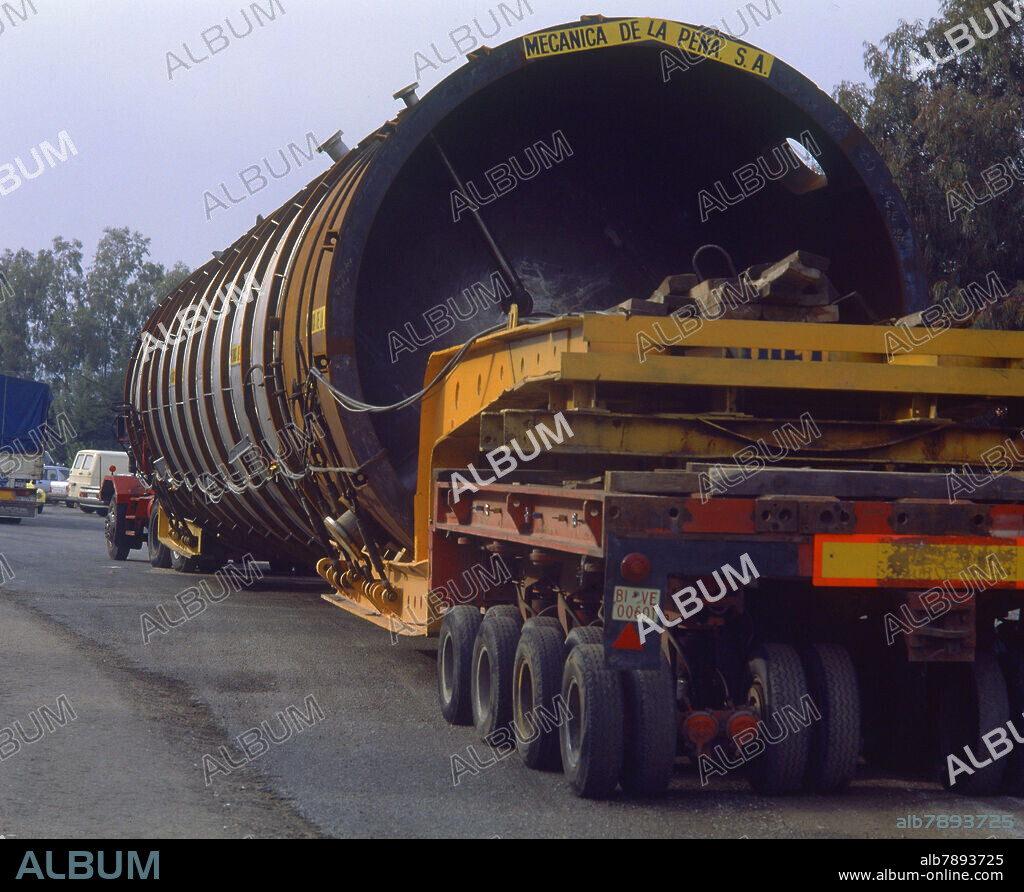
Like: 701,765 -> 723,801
67,450 -> 129,513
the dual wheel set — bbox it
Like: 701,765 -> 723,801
932,651 -> 1024,797
858,633 -> 1024,797
105,497 -> 175,566
105,497 -> 217,571
741,642 -> 860,795
437,605 -> 862,798
107,496 -> 313,576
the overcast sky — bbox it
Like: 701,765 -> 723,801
0,0 -> 945,271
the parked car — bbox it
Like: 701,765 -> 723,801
50,476 -> 70,507
34,465 -> 69,505
67,450 -> 129,513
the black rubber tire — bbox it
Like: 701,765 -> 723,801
105,496 -> 130,561
170,549 -> 200,573
801,644 -> 860,793
148,503 -> 171,569
471,607 -> 523,741
79,504 -> 91,514
999,651 -> 1024,795
485,605 -> 524,624
560,643 -> 624,798
620,663 -> 677,796
513,623 -> 566,770
937,654 -> 1009,796
745,643 -> 812,795
564,625 -> 603,659
437,605 -> 482,725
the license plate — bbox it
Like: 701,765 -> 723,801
0,505 -> 34,517
611,586 -> 661,622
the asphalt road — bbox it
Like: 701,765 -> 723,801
1,508 -> 1022,839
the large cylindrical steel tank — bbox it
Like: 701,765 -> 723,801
126,15 -> 927,563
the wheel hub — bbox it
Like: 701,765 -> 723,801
474,647 -> 492,719
440,634 -> 455,703
565,677 -> 583,764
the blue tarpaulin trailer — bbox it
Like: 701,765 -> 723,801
0,373 -> 53,520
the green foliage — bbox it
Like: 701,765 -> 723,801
832,0 -> 1024,327
0,229 -> 188,464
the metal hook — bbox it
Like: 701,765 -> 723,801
692,244 -> 738,283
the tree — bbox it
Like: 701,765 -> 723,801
832,0 -> 1024,327
0,247 -> 46,378
0,230 -> 188,462
31,237 -> 85,388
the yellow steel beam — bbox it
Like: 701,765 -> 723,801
559,352 -> 1024,397
409,313 -> 1024,561
582,315 -> 1024,360
486,409 -> 1021,467
414,320 -> 583,558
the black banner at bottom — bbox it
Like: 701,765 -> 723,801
0,839 -> 1016,882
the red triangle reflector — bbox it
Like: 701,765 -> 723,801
613,623 -> 644,650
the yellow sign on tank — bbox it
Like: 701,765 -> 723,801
522,18 -> 775,78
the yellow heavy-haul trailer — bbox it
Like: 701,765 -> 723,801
121,17 -> 1024,797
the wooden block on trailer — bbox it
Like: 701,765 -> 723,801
661,294 -> 698,313
774,249 -> 831,272
760,259 -> 823,288
614,298 -> 668,316
689,279 -> 725,317
691,277 -> 762,318
650,273 -> 700,302
752,251 -> 834,300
